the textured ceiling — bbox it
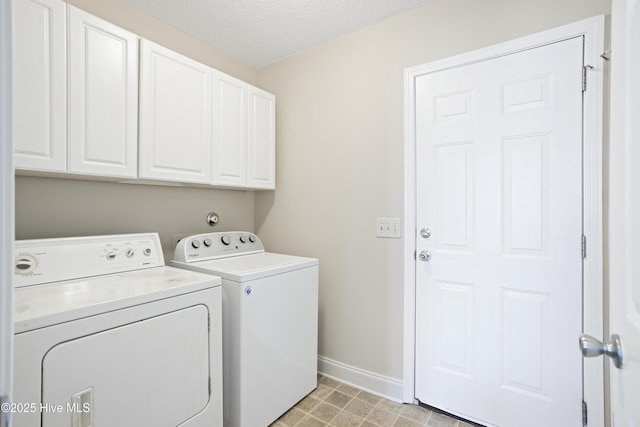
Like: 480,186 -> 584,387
123,0 -> 433,68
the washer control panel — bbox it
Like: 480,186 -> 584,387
173,232 -> 264,263
14,233 -> 164,288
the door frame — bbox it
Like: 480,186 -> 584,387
0,1 -> 13,427
403,15 -> 606,425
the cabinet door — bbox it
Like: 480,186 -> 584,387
67,6 -> 138,178
212,71 -> 247,187
139,39 -> 212,184
247,86 -> 275,189
12,0 -> 66,172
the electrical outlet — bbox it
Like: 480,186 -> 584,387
376,218 -> 401,238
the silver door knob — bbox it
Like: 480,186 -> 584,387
420,228 -> 432,238
418,250 -> 432,262
579,334 -> 623,368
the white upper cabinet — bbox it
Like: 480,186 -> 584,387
67,6 -> 138,178
13,0 -> 66,172
212,71 -> 247,187
247,86 -> 275,189
139,39 -> 213,184
13,3 -> 275,190
212,72 -> 276,189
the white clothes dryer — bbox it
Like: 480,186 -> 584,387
12,233 -> 222,427
170,232 -> 318,427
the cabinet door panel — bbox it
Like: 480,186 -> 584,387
212,72 -> 247,187
13,0 -> 66,172
247,86 -> 275,189
139,39 -> 212,184
67,6 -> 138,178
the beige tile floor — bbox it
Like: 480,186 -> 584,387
271,376 -> 476,427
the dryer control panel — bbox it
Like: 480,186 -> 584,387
173,232 -> 264,263
14,233 -> 164,288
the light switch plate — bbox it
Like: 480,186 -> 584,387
376,218 -> 401,238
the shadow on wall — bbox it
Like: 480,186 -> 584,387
15,176 -> 255,262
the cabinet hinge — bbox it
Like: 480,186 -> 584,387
583,400 -> 588,426
583,65 -> 593,92
582,235 -> 587,259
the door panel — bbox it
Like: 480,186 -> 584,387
609,0 -> 640,425
415,37 -> 584,427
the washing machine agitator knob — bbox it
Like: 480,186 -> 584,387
221,235 -> 231,246
191,240 -> 201,249
203,238 -> 212,247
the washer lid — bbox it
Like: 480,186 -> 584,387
172,252 -> 318,282
14,266 -> 220,333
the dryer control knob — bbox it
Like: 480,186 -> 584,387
221,235 -> 231,246
248,235 -> 256,243
191,240 -> 201,249
239,235 -> 247,243
203,238 -> 212,247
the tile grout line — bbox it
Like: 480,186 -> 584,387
278,376 -> 464,427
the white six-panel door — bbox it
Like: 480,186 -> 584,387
415,37 -> 584,426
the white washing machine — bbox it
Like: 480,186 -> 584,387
170,231 -> 319,427
12,233 -> 223,427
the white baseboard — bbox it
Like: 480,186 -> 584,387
317,355 -> 404,403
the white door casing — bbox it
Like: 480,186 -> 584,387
0,0 -> 14,426
608,0 -> 640,425
404,16 -> 605,426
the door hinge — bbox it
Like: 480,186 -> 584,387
582,235 -> 587,259
583,65 -> 593,92
583,400 -> 588,426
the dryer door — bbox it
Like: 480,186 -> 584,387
41,304 -> 210,426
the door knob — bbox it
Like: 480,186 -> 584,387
418,250 -> 431,262
420,228 -> 431,238
579,334 -> 623,368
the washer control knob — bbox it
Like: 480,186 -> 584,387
203,238 -> 212,247
15,255 -> 37,275
239,235 -> 247,243
221,235 -> 231,246
191,240 -> 201,249
106,252 -> 117,260
143,248 -> 152,256
248,235 -> 256,243
125,248 -> 135,258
